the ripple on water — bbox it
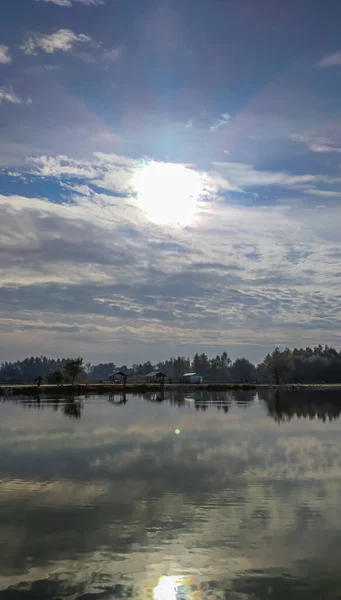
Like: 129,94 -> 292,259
1,391 -> 341,598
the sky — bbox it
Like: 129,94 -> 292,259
1,0 -> 341,365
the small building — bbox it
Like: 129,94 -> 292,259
182,372 -> 203,384
145,371 -> 167,383
109,371 -> 129,383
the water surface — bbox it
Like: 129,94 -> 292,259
1,390 -> 341,599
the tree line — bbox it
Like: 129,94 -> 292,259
1,344 -> 341,384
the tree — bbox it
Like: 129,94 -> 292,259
64,358 -> 85,385
231,358 -> 257,382
192,353 -> 211,379
2,344 -> 341,385
261,347 -> 292,385
88,362 -> 116,381
132,361 -> 154,377
47,370 -> 63,385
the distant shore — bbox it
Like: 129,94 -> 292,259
2,382 -> 341,396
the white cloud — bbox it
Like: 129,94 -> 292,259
0,44 -> 11,64
317,51 -> 341,69
290,134 -> 341,154
92,152 -> 136,166
309,144 -> 341,153
2,152 -> 341,362
21,29 -> 92,55
304,189 -> 341,197
30,154 -> 99,178
0,87 -> 21,105
38,0 -> 103,5
210,113 -> 231,132
212,161 -> 330,190
29,154 -> 138,196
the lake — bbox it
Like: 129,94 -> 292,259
1,389 -> 341,599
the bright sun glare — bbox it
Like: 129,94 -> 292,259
133,161 -> 204,226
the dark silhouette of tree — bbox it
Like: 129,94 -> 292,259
64,358 -> 84,385
87,362 -> 116,381
260,347 -> 292,384
131,361 -> 154,377
47,370 -> 63,385
0,356 -> 67,383
156,356 -> 191,380
2,343 -> 341,385
231,358 -> 257,382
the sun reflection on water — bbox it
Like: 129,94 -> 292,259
153,575 -> 221,600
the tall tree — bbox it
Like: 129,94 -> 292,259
88,362 -> 116,381
64,358 -> 85,385
261,348 -> 292,385
231,358 -> 257,382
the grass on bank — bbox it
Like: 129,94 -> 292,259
2,382 -> 341,397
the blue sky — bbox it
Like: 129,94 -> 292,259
1,0 -> 341,364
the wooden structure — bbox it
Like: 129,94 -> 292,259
145,371 -> 167,384
109,371 -> 129,384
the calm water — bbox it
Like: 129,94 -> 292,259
1,389 -> 341,599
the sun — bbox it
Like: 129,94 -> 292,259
132,161 -> 204,226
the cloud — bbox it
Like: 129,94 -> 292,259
309,143 -> 341,153
38,0 -> 104,5
211,161 -> 333,190
2,152 -> 341,362
2,158 -> 341,362
0,87 -> 21,105
290,134 -> 341,154
304,189 -> 341,197
29,153 -> 138,196
0,44 -> 11,64
21,28 -> 92,55
30,154 -> 99,178
317,51 -> 341,69
92,152 -> 136,167
210,113 -> 231,132
20,31 -> 120,64
101,47 -> 121,62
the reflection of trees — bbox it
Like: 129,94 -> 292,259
1,395 -> 83,419
260,389 -> 341,423
139,389 -> 257,413
63,398 -> 82,419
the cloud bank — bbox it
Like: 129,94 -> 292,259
1,150 -> 341,362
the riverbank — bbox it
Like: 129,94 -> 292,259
2,382 -> 341,396
0,382 -> 257,396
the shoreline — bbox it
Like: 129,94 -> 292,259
2,382 -> 341,396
